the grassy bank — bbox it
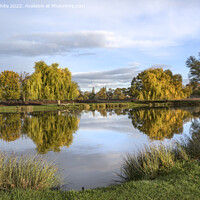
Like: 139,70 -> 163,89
0,160 -> 199,200
0,102 -> 146,113
1,99 -> 200,113
0,105 -> 59,113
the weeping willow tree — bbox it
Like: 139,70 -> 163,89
22,112 -> 80,153
129,109 -> 192,140
130,68 -> 191,100
25,61 -> 79,100
0,114 -> 21,142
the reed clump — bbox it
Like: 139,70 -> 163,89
118,144 -> 189,182
0,153 -> 61,190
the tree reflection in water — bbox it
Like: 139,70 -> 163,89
0,112 -> 80,154
129,108 -> 192,140
22,112 -> 80,153
0,113 -> 21,142
0,108 -> 199,153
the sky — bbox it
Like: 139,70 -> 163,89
0,0 -> 200,91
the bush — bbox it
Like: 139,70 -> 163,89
0,153 -> 61,190
117,144 -> 188,182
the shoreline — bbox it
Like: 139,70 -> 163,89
0,99 -> 200,113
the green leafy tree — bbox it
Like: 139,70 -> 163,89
26,61 -> 79,100
130,68 -> 190,100
186,53 -> 200,96
106,88 -> 114,99
0,71 -> 20,100
96,87 -> 107,99
112,88 -> 125,99
89,87 -> 96,99
19,72 -> 30,102
186,53 -> 200,83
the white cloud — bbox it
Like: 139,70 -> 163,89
72,66 -> 140,90
151,64 -> 171,69
0,31 -> 179,57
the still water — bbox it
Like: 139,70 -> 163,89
0,108 -> 198,190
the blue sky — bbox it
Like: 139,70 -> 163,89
0,0 -> 200,90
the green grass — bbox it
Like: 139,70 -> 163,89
0,105 -> 59,113
117,144 -> 190,182
0,160 -> 199,200
1,99 -> 200,113
0,153 -> 61,190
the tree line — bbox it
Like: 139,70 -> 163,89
0,53 -> 200,101
0,61 -> 79,101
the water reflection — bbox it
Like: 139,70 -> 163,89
0,112 -> 80,153
22,112 -> 80,153
0,108 -> 199,154
129,108 -> 192,140
0,113 -> 21,142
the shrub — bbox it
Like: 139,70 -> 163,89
0,153 -> 61,190
117,144 -> 188,182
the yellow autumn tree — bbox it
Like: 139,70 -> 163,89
0,71 -> 20,100
26,61 -> 79,100
130,68 -> 191,100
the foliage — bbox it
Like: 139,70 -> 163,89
0,153 -> 61,190
112,88 -> 125,99
95,87 -> 107,99
0,71 -> 20,100
89,87 -> 96,99
186,53 -> 200,84
129,109 -> 191,140
19,72 -> 30,102
26,61 -> 79,100
117,144 -> 189,182
130,68 -> 191,100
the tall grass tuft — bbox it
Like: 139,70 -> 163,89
117,144 -> 188,182
178,121 -> 200,159
0,153 -> 61,190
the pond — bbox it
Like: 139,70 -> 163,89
0,107 -> 199,190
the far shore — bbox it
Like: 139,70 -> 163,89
0,98 -> 200,113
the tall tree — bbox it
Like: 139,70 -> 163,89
186,53 -> 200,96
0,71 -> 20,100
89,87 -> 96,99
186,53 -> 200,83
130,68 -> 190,100
19,72 -> 29,102
26,61 -> 79,100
